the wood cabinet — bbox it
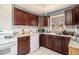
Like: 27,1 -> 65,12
29,13 -> 38,26
18,36 -> 30,55
69,47 -> 79,55
43,16 -> 49,26
52,36 -> 63,53
39,34 -> 70,55
65,5 -> 79,25
65,9 -> 73,25
39,34 -> 44,46
45,35 -> 53,49
14,7 -> 38,26
38,16 -> 49,26
14,8 -> 26,25
62,37 -> 70,55
72,6 -> 79,25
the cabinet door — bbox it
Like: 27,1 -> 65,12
65,9 -> 73,25
43,16 -> 49,26
62,37 -> 70,55
29,14 -> 38,26
25,12 -> 30,25
38,16 -> 49,26
39,34 -> 44,46
52,36 -> 63,53
45,35 -> 53,49
18,36 -> 30,55
72,6 -> 79,25
14,8 -> 26,25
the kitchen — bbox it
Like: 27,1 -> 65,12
0,4 -> 79,55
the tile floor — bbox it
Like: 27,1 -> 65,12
28,47 -> 62,55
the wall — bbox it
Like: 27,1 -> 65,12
13,26 -> 38,33
0,4 -> 12,31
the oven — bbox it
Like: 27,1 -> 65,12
0,32 -> 17,55
0,41 -> 17,55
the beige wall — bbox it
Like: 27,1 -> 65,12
0,4 -> 12,31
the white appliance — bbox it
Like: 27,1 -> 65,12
0,32 -> 17,55
30,30 -> 39,52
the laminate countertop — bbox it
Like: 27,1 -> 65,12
40,32 -> 73,38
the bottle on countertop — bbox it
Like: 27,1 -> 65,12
22,29 -> 25,34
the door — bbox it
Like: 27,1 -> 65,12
25,12 -> 30,25
43,16 -> 49,26
45,35 -> 53,49
62,37 -> 70,55
65,9 -> 73,25
72,6 -> 79,25
39,34 -> 44,46
14,8 -> 26,25
18,36 -> 30,55
52,36 -> 63,53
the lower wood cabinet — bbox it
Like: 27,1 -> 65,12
40,34 -> 70,55
18,36 -> 30,55
52,36 -> 63,53
69,47 -> 79,55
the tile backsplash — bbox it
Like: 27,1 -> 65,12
13,25 -> 38,33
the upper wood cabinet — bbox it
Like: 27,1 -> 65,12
14,8 -> 26,25
65,9 -> 73,25
29,13 -> 38,26
65,5 -> 79,25
38,16 -> 49,26
14,7 -> 38,26
72,6 -> 79,25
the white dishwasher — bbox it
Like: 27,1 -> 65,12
30,32 -> 39,52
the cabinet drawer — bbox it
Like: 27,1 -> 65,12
18,36 -> 30,42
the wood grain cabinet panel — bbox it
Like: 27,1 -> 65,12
14,8 -> 26,25
65,5 -> 79,25
38,16 -> 49,26
52,36 -> 63,53
18,36 -> 30,55
62,37 -> 70,55
72,6 -> 79,25
39,34 -> 70,55
65,9 -> 73,25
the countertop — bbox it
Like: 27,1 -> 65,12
16,32 -> 30,37
40,32 -> 73,38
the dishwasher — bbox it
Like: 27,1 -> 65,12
30,32 -> 39,52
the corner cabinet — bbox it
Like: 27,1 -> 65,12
38,16 -> 49,26
65,5 -> 79,25
18,36 -> 30,55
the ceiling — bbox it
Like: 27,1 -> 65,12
15,4 -> 73,15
